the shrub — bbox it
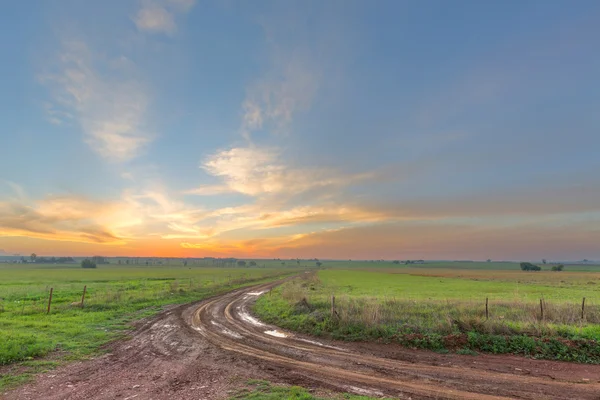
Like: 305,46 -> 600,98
551,264 -> 564,271
81,259 -> 97,269
520,262 -> 541,271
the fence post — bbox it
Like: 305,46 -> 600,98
582,297 -> 586,320
47,288 -> 53,315
485,297 -> 489,319
80,285 -> 87,308
331,294 -> 336,318
539,298 -> 544,320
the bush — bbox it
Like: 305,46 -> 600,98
81,259 -> 97,269
520,262 -> 541,271
551,264 -> 564,271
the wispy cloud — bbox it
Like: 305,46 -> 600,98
41,40 -> 152,162
274,220 -> 600,261
0,196 -> 128,245
241,59 -> 319,140
133,0 -> 196,35
191,146 -> 372,198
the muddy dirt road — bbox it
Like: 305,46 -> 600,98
5,279 -> 600,399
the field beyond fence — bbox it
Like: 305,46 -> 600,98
254,268 -> 600,363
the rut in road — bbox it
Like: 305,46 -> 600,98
186,279 -> 600,400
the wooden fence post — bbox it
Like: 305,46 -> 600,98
331,294 -> 336,318
485,297 -> 489,320
47,288 -> 53,315
80,285 -> 87,308
539,298 -> 544,320
582,297 -> 586,320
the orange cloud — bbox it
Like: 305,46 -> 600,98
273,221 -> 600,260
0,197 -> 126,245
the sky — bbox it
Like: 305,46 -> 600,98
1,0 -> 599,261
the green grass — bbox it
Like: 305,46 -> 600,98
0,263 -> 301,390
263,259 -> 600,272
231,379 -> 387,400
254,269 -> 600,363
315,269 -> 600,302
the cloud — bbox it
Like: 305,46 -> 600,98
0,196 -> 127,244
273,220 -> 600,261
241,59 -> 319,139
41,40 -> 152,162
179,232 -> 312,257
121,189 -> 211,239
133,0 -> 195,34
193,146 -> 372,198
184,184 -> 233,196
0,187 -> 208,245
134,6 -> 176,34
356,178 -> 600,220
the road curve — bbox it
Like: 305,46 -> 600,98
185,278 -> 600,400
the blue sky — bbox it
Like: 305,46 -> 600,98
1,0 -> 599,260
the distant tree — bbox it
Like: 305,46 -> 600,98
126,259 -> 130,264
145,261 -> 149,266
118,260 -> 122,265
92,256 -> 107,264
297,260 -> 300,265
392,260 -> 400,264
237,260 -> 246,267
81,259 -> 97,269
542,259 -> 547,264
583,259 -> 589,263
520,262 -> 541,271
316,261 -> 322,267
281,262 -> 285,266
183,260 -> 188,267
487,259 -> 491,262
551,264 -> 564,271
30,253 -> 37,263
20,256 -> 27,263
249,261 -> 257,267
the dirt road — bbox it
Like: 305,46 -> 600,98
5,279 -> 600,399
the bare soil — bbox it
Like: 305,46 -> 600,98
4,279 -> 600,400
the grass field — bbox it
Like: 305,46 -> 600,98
3,259 -> 599,390
254,265 -> 600,363
0,262 -> 300,390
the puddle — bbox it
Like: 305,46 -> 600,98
264,330 -> 289,338
211,321 -> 243,339
345,386 -> 384,397
239,310 -> 266,327
247,291 -> 266,296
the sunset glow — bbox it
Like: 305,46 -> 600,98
1,1 -> 599,261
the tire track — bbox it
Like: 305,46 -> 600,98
185,279 -> 600,400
